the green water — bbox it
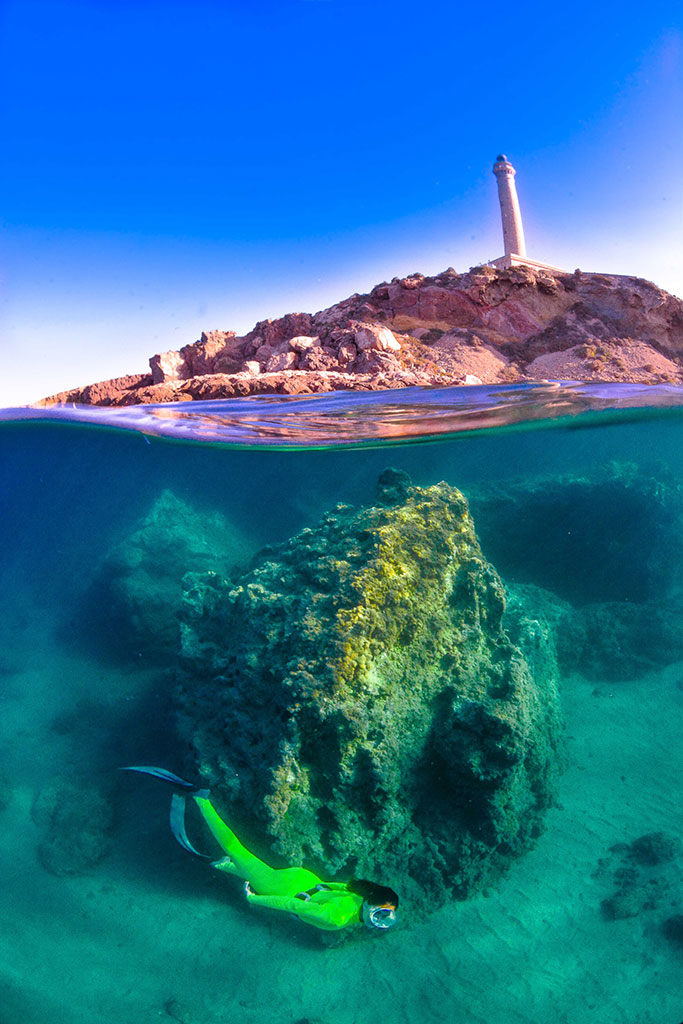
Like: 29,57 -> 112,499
1,397 -> 682,1024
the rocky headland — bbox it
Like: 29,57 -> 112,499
37,265 -> 683,406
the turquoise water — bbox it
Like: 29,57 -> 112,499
1,383 -> 682,1024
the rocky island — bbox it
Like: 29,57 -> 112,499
37,263 -> 683,407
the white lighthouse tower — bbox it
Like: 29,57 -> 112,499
490,155 -> 564,272
493,154 -> 526,258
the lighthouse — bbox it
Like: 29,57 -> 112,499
493,154 -> 526,257
489,155 -> 564,272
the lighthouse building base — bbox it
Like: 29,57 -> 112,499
490,253 -> 566,273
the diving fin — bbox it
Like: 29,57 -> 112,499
119,765 -> 199,790
120,765 -> 212,860
169,793 -> 212,860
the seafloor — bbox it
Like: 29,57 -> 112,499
1,395 -> 682,1024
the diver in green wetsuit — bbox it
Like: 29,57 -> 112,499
122,767 -> 399,933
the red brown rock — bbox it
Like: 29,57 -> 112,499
149,350 -> 187,384
40,373 -> 154,406
36,266 -> 683,406
189,330 -> 239,375
257,312 -> 313,347
288,335 -> 319,352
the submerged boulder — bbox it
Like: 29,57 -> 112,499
32,777 -> 113,876
469,462 -> 683,607
568,600 -> 683,681
87,490 -> 255,660
176,471 -> 563,905
470,464 -> 683,681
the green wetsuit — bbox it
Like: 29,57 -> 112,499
194,795 -> 363,932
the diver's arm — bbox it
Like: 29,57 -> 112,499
245,892 -> 357,930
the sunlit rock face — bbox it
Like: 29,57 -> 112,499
175,471 -> 563,905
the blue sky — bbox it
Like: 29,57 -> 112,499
1,0 -> 681,406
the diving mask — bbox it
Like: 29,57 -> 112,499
363,902 -> 398,930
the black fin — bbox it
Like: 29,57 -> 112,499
120,765 -> 212,860
119,766 -> 198,790
170,793 -> 211,860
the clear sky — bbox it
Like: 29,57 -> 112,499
1,0 -> 681,406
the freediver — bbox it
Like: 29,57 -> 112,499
121,766 -> 399,933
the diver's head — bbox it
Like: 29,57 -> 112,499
362,901 -> 398,930
347,879 -> 399,931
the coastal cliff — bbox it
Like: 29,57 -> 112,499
37,265 -> 683,406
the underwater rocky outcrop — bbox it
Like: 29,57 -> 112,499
86,490 -> 254,660
596,831 -> 682,922
504,583 -> 683,683
32,777 -> 113,876
469,463 -> 682,606
470,463 -> 683,681
175,470 -> 563,906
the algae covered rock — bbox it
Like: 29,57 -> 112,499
470,463 -> 683,681
176,470 -> 562,905
470,462 -> 683,607
87,490 -> 254,660
596,831 -> 682,923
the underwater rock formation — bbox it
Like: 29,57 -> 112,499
175,470 -> 563,905
504,583 -> 683,683
470,463 -> 683,681
87,490 -> 254,660
469,463 -> 682,606
663,915 -> 683,947
567,601 -> 683,681
596,832 -> 682,922
32,777 -> 113,876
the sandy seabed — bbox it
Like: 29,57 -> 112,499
1,606 -> 682,1024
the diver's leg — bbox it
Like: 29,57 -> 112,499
192,795 -> 259,870
193,795 -> 321,896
